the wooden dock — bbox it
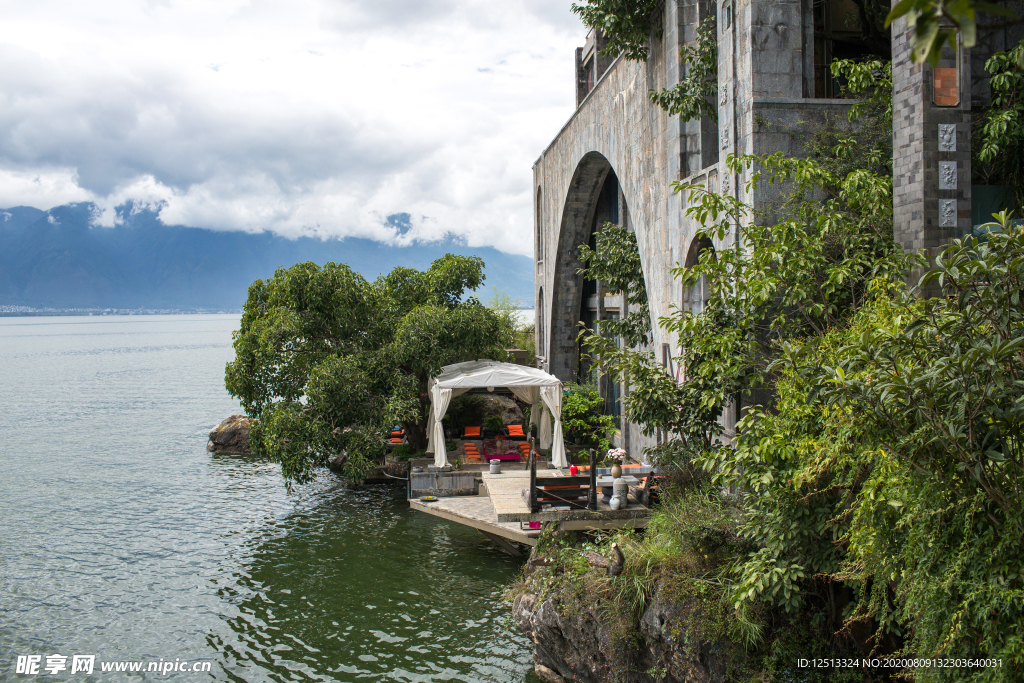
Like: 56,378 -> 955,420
409,495 -> 541,554
409,467 -> 649,556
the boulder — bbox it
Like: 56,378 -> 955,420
208,415 -> 252,454
480,395 -> 525,425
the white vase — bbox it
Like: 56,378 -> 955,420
609,494 -> 622,510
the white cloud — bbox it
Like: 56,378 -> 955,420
0,0 -> 583,256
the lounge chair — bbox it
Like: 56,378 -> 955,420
506,424 -> 526,440
463,426 -> 482,438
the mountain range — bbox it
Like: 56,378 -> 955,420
0,203 -> 534,310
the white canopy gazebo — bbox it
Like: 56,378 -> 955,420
424,360 -> 567,469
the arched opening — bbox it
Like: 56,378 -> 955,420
682,235 -> 715,315
547,151 -> 643,436
578,170 -> 621,385
547,151 -> 615,382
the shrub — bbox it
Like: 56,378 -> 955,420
561,384 -> 616,452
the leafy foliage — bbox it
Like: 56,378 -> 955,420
649,17 -> 718,123
726,218 -> 1024,677
570,0 -> 660,62
577,224 -> 651,348
575,46 -> 1024,673
443,394 -> 487,430
976,38 -> 1024,211
886,0 -> 1018,65
560,384 -> 617,451
225,256 -> 510,484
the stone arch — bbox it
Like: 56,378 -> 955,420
548,151 -> 615,381
682,235 -> 715,315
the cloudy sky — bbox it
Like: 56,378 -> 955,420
0,0 -> 583,256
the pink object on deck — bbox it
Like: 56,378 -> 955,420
481,439 -> 520,460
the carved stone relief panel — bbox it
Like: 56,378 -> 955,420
940,199 -> 957,227
938,124 -> 956,152
939,161 -> 957,190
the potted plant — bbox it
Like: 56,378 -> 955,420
483,415 -> 505,440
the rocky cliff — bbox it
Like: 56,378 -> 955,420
512,582 -> 728,683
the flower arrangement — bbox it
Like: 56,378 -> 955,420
605,448 -> 627,463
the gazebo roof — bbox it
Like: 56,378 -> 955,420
432,360 -> 561,389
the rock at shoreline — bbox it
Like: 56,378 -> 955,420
208,415 -> 252,454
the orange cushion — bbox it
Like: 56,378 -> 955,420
389,438 -> 402,443
507,425 -> 525,437
464,426 -> 481,437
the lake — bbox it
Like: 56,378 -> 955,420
0,315 -> 535,681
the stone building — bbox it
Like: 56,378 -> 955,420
532,0 -> 1022,454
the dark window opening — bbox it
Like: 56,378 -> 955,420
813,0 -> 886,98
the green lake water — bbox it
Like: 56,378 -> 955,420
0,315 -> 536,682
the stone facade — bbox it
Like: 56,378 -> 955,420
533,0 -> 1018,451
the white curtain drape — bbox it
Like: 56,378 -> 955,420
426,387 -> 470,455
508,386 -> 541,437
539,386 -> 567,468
428,384 -> 453,467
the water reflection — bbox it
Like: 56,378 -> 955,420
208,477 -> 532,682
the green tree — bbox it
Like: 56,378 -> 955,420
976,38 -> 1024,211
571,0 -> 660,61
649,17 -> 718,122
225,255 -> 509,484
577,224 -> 651,348
561,384 -> 617,452
487,287 -> 535,365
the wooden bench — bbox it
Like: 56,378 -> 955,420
521,446 -> 598,512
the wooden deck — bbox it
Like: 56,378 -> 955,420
409,496 -> 542,548
481,469 -> 650,527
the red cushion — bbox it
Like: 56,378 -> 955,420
507,425 -> 525,437
464,426 -> 481,437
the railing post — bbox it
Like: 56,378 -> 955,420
588,448 -> 597,511
529,444 -> 538,513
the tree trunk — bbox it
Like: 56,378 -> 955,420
405,422 -> 427,452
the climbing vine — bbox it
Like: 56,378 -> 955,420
649,17 -> 718,122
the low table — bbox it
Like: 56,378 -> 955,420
596,475 -> 639,486
482,439 -> 521,461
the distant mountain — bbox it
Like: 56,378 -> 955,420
0,203 -> 535,310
